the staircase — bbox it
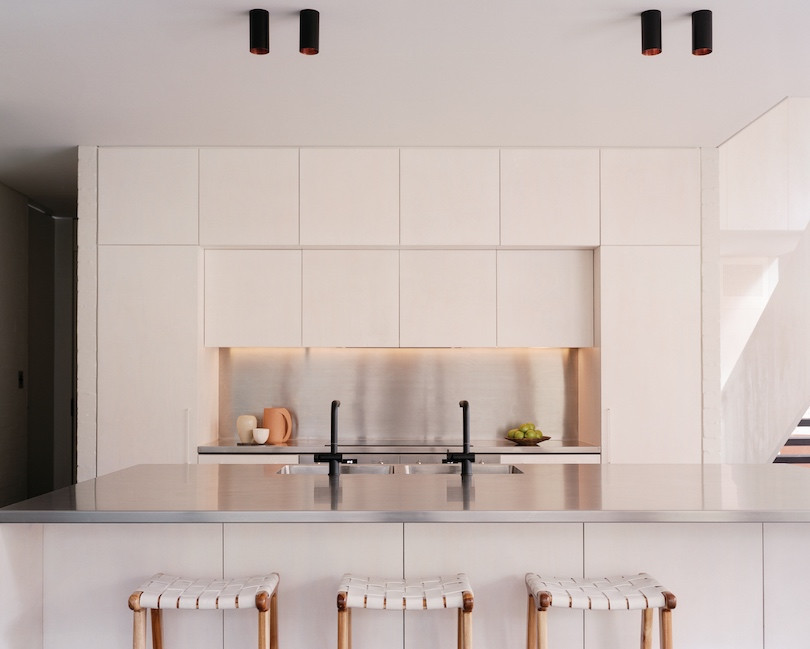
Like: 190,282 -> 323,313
774,419 -> 810,466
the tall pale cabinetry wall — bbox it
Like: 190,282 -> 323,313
78,146 -> 703,477
598,149 -> 702,463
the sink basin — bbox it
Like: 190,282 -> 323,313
401,464 -> 523,475
276,464 -> 394,475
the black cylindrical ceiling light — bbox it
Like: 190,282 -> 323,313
641,9 -> 662,56
300,9 -> 319,55
692,10 -> 712,56
249,8 -> 269,55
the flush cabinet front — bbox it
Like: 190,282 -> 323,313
497,250 -> 594,348
204,249 -> 302,347
399,250 -> 497,347
199,147 -> 300,246
302,250 -> 399,347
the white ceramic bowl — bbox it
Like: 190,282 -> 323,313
252,427 -> 270,444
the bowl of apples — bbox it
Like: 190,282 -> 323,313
505,423 -> 550,446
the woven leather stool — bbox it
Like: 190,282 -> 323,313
525,573 -> 676,649
128,572 -> 279,649
337,573 -> 474,649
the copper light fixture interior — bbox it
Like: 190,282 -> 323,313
641,9 -> 662,56
249,8 -> 269,54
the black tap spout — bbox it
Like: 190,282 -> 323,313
444,400 -> 475,476
314,400 -> 343,477
330,399 -> 340,455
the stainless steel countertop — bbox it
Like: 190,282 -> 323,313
197,438 -> 600,455
4,463 -> 810,523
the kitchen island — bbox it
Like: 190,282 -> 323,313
2,463 -> 809,649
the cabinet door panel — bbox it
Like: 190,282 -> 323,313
303,250 -> 399,347
199,148 -> 299,246
601,149 -> 700,245
599,246 -> 701,463
97,246 -> 201,474
300,148 -> 400,245
400,250 -> 496,347
98,147 -> 198,245
764,523 -> 810,648
497,250 -> 593,347
204,250 -> 302,347
501,148 -> 600,246
44,524 -> 222,649
405,523 -> 583,649
400,148 -> 499,245
225,523 -> 403,649
584,523 -> 762,649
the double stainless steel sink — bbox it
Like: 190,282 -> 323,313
276,463 -> 522,475
276,464 -> 395,475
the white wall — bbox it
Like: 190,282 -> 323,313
722,223 -> 810,462
719,97 -> 810,462
701,148 -> 723,463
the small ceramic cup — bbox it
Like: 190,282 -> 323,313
252,427 -> 270,444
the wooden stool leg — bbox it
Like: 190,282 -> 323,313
338,608 -> 350,649
132,609 -> 146,649
259,609 -> 271,649
537,609 -> 548,649
150,609 -> 164,649
527,595 -> 537,649
640,609 -> 653,649
457,608 -> 462,649
659,607 -> 673,649
459,609 -> 472,649
270,591 -> 279,649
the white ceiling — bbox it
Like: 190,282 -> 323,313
2,0 -> 809,217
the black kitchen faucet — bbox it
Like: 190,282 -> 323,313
314,400 -> 343,477
444,400 -> 475,476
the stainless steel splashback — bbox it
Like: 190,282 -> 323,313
219,348 -> 579,444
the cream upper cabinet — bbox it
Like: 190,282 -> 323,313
98,147 -> 199,245
599,245 -> 702,463
204,249 -> 302,347
400,250 -> 496,347
400,149 -> 500,245
500,149 -> 600,246
600,148 -> 701,245
302,250 -> 399,347
497,250 -> 593,347
300,148 -> 400,245
199,148 -> 299,246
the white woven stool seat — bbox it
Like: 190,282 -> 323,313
129,572 -> 280,649
338,573 -> 473,611
525,573 -> 674,611
132,573 -> 280,611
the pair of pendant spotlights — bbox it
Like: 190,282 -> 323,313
641,9 -> 712,56
250,8 -> 319,56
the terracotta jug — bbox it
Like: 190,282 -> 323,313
262,407 -> 293,445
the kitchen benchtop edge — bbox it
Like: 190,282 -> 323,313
4,463 -> 810,524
